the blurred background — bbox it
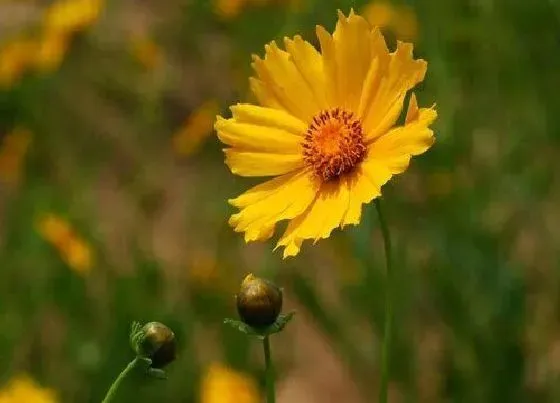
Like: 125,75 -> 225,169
0,0 -> 559,402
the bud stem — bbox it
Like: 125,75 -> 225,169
375,198 -> 394,403
263,336 -> 276,403
101,357 -> 142,403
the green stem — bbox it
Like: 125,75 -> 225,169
263,336 -> 276,403
101,357 -> 141,403
375,198 -> 393,403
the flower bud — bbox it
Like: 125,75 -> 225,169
136,322 -> 176,369
236,274 -> 283,328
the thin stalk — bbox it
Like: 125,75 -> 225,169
375,198 -> 394,403
263,336 -> 276,403
101,357 -> 141,403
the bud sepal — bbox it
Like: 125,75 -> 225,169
224,311 -> 295,340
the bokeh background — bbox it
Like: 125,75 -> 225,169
0,0 -> 559,402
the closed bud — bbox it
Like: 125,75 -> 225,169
136,322 -> 176,369
236,274 -> 283,328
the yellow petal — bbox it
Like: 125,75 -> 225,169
356,26 -> 391,117
331,10 -> 375,111
34,32 -> 69,73
44,0 -> 103,33
284,35 -> 329,109
276,179 -> 350,258
224,149 -> 303,177
363,41 -> 427,141
316,24 -> 338,106
230,104 -> 307,136
342,156 -> 394,226
249,77 -> 282,109
343,168 -> 380,226
252,41 -> 320,122
405,92 -> 420,123
215,116 -> 302,154
229,170 -> 319,243
370,103 -> 437,163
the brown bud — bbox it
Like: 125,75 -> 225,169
236,274 -> 283,328
138,322 -> 176,369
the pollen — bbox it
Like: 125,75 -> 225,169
302,108 -> 367,181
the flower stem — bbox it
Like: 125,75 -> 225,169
375,198 -> 393,403
263,336 -> 276,403
101,357 -> 141,403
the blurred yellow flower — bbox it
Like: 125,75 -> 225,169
0,0 -> 101,87
214,0 -> 296,20
216,10 -> 436,257
363,2 -> 418,40
363,2 -> 394,28
0,374 -> 57,403
173,100 -> 220,157
214,0 -> 248,20
44,0 -> 103,33
0,38 -> 35,88
33,31 -> 69,73
0,127 -> 32,185
214,0 -> 302,20
36,213 -> 94,275
130,36 -> 163,70
200,363 -> 260,403
63,237 -> 93,274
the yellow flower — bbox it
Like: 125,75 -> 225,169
214,0 -> 248,19
62,237 -> 93,274
213,0 -> 281,20
44,0 -> 103,33
215,10 -> 436,257
363,2 -> 418,40
0,38 -> 35,88
0,127 -> 32,184
33,31 -> 70,73
173,100 -> 220,157
362,2 -> 394,28
36,213 -> 94,275
200,363 -> 260,403
0,374 -> 58,403
37,214 -> 72,247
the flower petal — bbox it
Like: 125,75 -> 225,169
370,97 -> 437,163
230,104 -> 307,136
229,170 -> 319,242
215,116 -> 302,154
316,24 -> 337,106
249,77 -> 282,109
224,149 -> 303,177
331,10 -> 376,111
342,158 -> 392,226
343,98 -> 437,226
362,41 -> 427,141
284,35 -> 329,110
276,179 -> 350,258
357,27 -> 391,116
252,41 -> 321,122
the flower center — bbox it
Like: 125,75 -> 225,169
302,108 -> 367,181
